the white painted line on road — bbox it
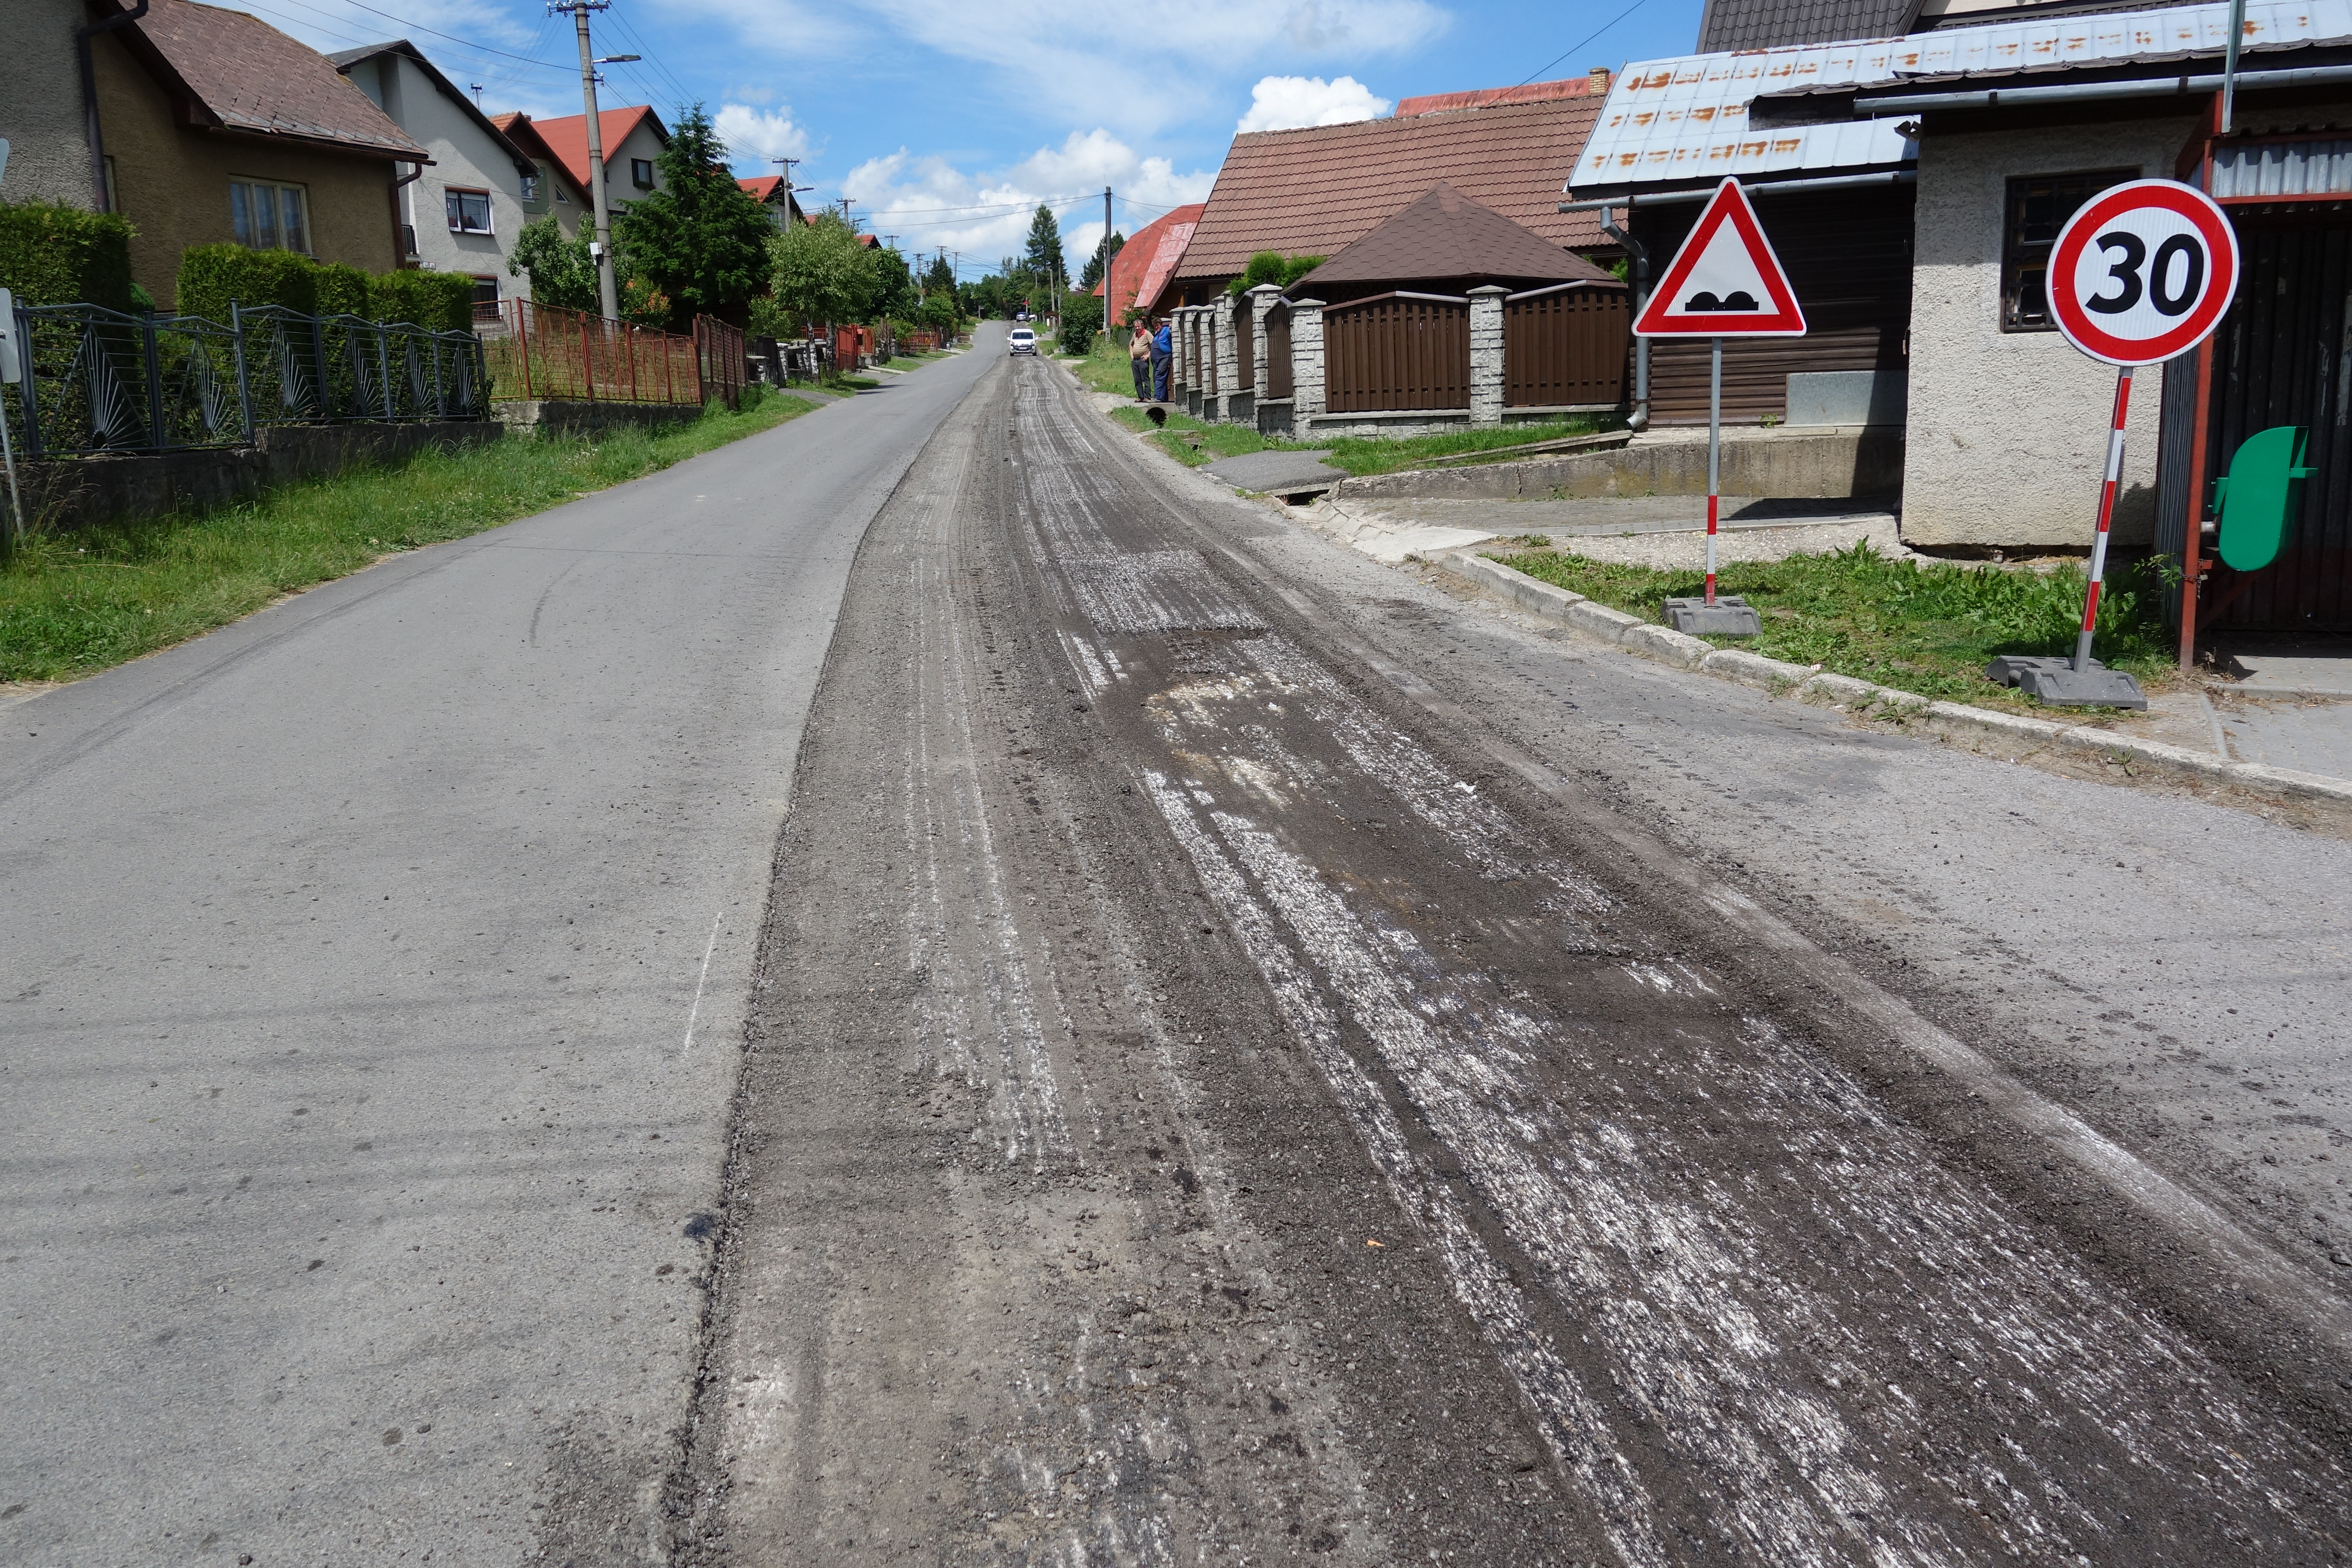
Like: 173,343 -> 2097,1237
681,909 -> 723,1057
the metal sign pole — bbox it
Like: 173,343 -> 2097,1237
0,287 -> 24,557
2073,364 -> 2135,672
1706,334 -> 1722,606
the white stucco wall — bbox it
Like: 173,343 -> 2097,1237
342,53 -> 536,304
602,121 -> 667,218
0,0 -> 97,209
1903,115 -> 2199,548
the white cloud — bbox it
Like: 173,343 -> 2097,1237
715,103 -> 812,168
1236,74 -> 1390,133
838,130 -> 1215,277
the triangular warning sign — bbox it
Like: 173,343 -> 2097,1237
1633,179 -> 1806,337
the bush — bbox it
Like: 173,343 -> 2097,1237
1059,291 -> 1103,357
312,261 -> 372,318
0,200 -> 135,311
1227,251 -> 1325,296
175,245 -> 318,321
370,269 -> 475,331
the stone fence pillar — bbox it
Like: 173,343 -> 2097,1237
1468,285 -> 1507,429
1213,296 -> 1240,421
1168,307 -> 1188,404
1289,298 -> 1326,426
1248,285 -> 1282,400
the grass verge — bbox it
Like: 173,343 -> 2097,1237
0,386 -> 818,684
1104,404 -> 1615,480
1495,540 -> 2176,712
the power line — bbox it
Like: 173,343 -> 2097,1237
1513,0 -> 1651,89
274,0 -> 573,69
601,1 -> 696,109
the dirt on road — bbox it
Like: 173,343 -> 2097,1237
657,358 -> 2352,1567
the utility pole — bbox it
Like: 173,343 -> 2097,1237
1102,186 -> 1112,318
548,0 -> 630,322
769,156 -> 802,222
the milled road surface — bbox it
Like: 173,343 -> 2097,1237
680,357 -> 2352,1565
0,342 -> 992,1565
9,337 -> 2351,1566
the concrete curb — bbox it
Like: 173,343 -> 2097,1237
1436,550 -> 2352,812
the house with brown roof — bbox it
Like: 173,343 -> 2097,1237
80,0 -> 429,309
1147,73 -> 1615,313
531,106 -> 669,221
0,0 -> 101,209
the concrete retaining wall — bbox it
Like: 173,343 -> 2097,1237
495,400 -> 698,436
19,421 -> 505,533
1334,428 -> 1904,502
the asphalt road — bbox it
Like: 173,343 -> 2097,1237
680,355 -> 2352,1565
0,338 -> 994,1566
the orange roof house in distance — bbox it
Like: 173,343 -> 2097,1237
530,106 -> 670,213
1106,203 -> 1204,324
491,113 -> 594,237
1148,72 -> 1614,313
735,175 -> 806,228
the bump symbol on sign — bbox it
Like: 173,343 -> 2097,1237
1687,291 -> 1756,311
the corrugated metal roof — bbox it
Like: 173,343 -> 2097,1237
1570,43 -> 1915,193
1571,0 -> 2352,194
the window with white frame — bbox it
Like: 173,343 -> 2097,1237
445,187 -> 494,235
520,171 -> 542,205
230,179 -> 311,253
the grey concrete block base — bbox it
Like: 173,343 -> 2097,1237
1666,596 -> 1764,637
1987,655 -> 2148,711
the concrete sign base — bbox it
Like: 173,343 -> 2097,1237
1985,654 -> 2148,710
1666,595 -> 1762,636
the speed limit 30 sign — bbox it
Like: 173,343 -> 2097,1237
1986,178 -> 2239,710
2049,178 -> 2239,366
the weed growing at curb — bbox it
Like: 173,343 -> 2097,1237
1497,539 -> 2177,710
0,387 -> 818,683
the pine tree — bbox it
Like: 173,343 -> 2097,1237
1078,232 -> 1124,293
1021,205 -> 1065,286
611,103 -> 775,330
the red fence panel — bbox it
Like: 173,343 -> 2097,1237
480,300 -> 710,406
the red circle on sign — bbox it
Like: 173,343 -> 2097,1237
2049,179 -> 2238,365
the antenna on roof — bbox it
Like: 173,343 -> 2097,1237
469,83 -> 485,108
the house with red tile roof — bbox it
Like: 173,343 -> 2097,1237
530,106 -> 670,220
75,0 -> 430,307
1145,75 -> 1614,314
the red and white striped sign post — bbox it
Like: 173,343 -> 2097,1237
1991,180 -> 2238,707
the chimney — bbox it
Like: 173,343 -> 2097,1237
1589,66 -> 1611,95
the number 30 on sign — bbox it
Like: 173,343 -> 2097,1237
2049,178 -> 2239,367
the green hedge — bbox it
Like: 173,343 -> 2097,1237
175,245 -> 473,329
368,269 -> 474,332
176,245 -> 318,320
0,201 -> 135,312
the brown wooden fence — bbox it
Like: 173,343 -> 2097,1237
1265,304 -> 1292,399
483,300 -> 742,406
1503,283 -> 1629,407
1325,292 -> 1470,413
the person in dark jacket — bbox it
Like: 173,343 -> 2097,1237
1151,318 -> 1172,402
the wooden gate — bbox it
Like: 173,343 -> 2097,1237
1504,283 -> 1629,407
1325,292 -> 1469,413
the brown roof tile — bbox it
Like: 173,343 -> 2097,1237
123,0 -> 426,159
1168,93 -> 1610,293
1292,183 -> 1620,293
1394,73 -> 1606,117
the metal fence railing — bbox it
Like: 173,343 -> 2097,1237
2,300 -> 488,459
480,300 -> 746,408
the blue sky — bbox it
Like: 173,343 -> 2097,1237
249,0 -> 1709,277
